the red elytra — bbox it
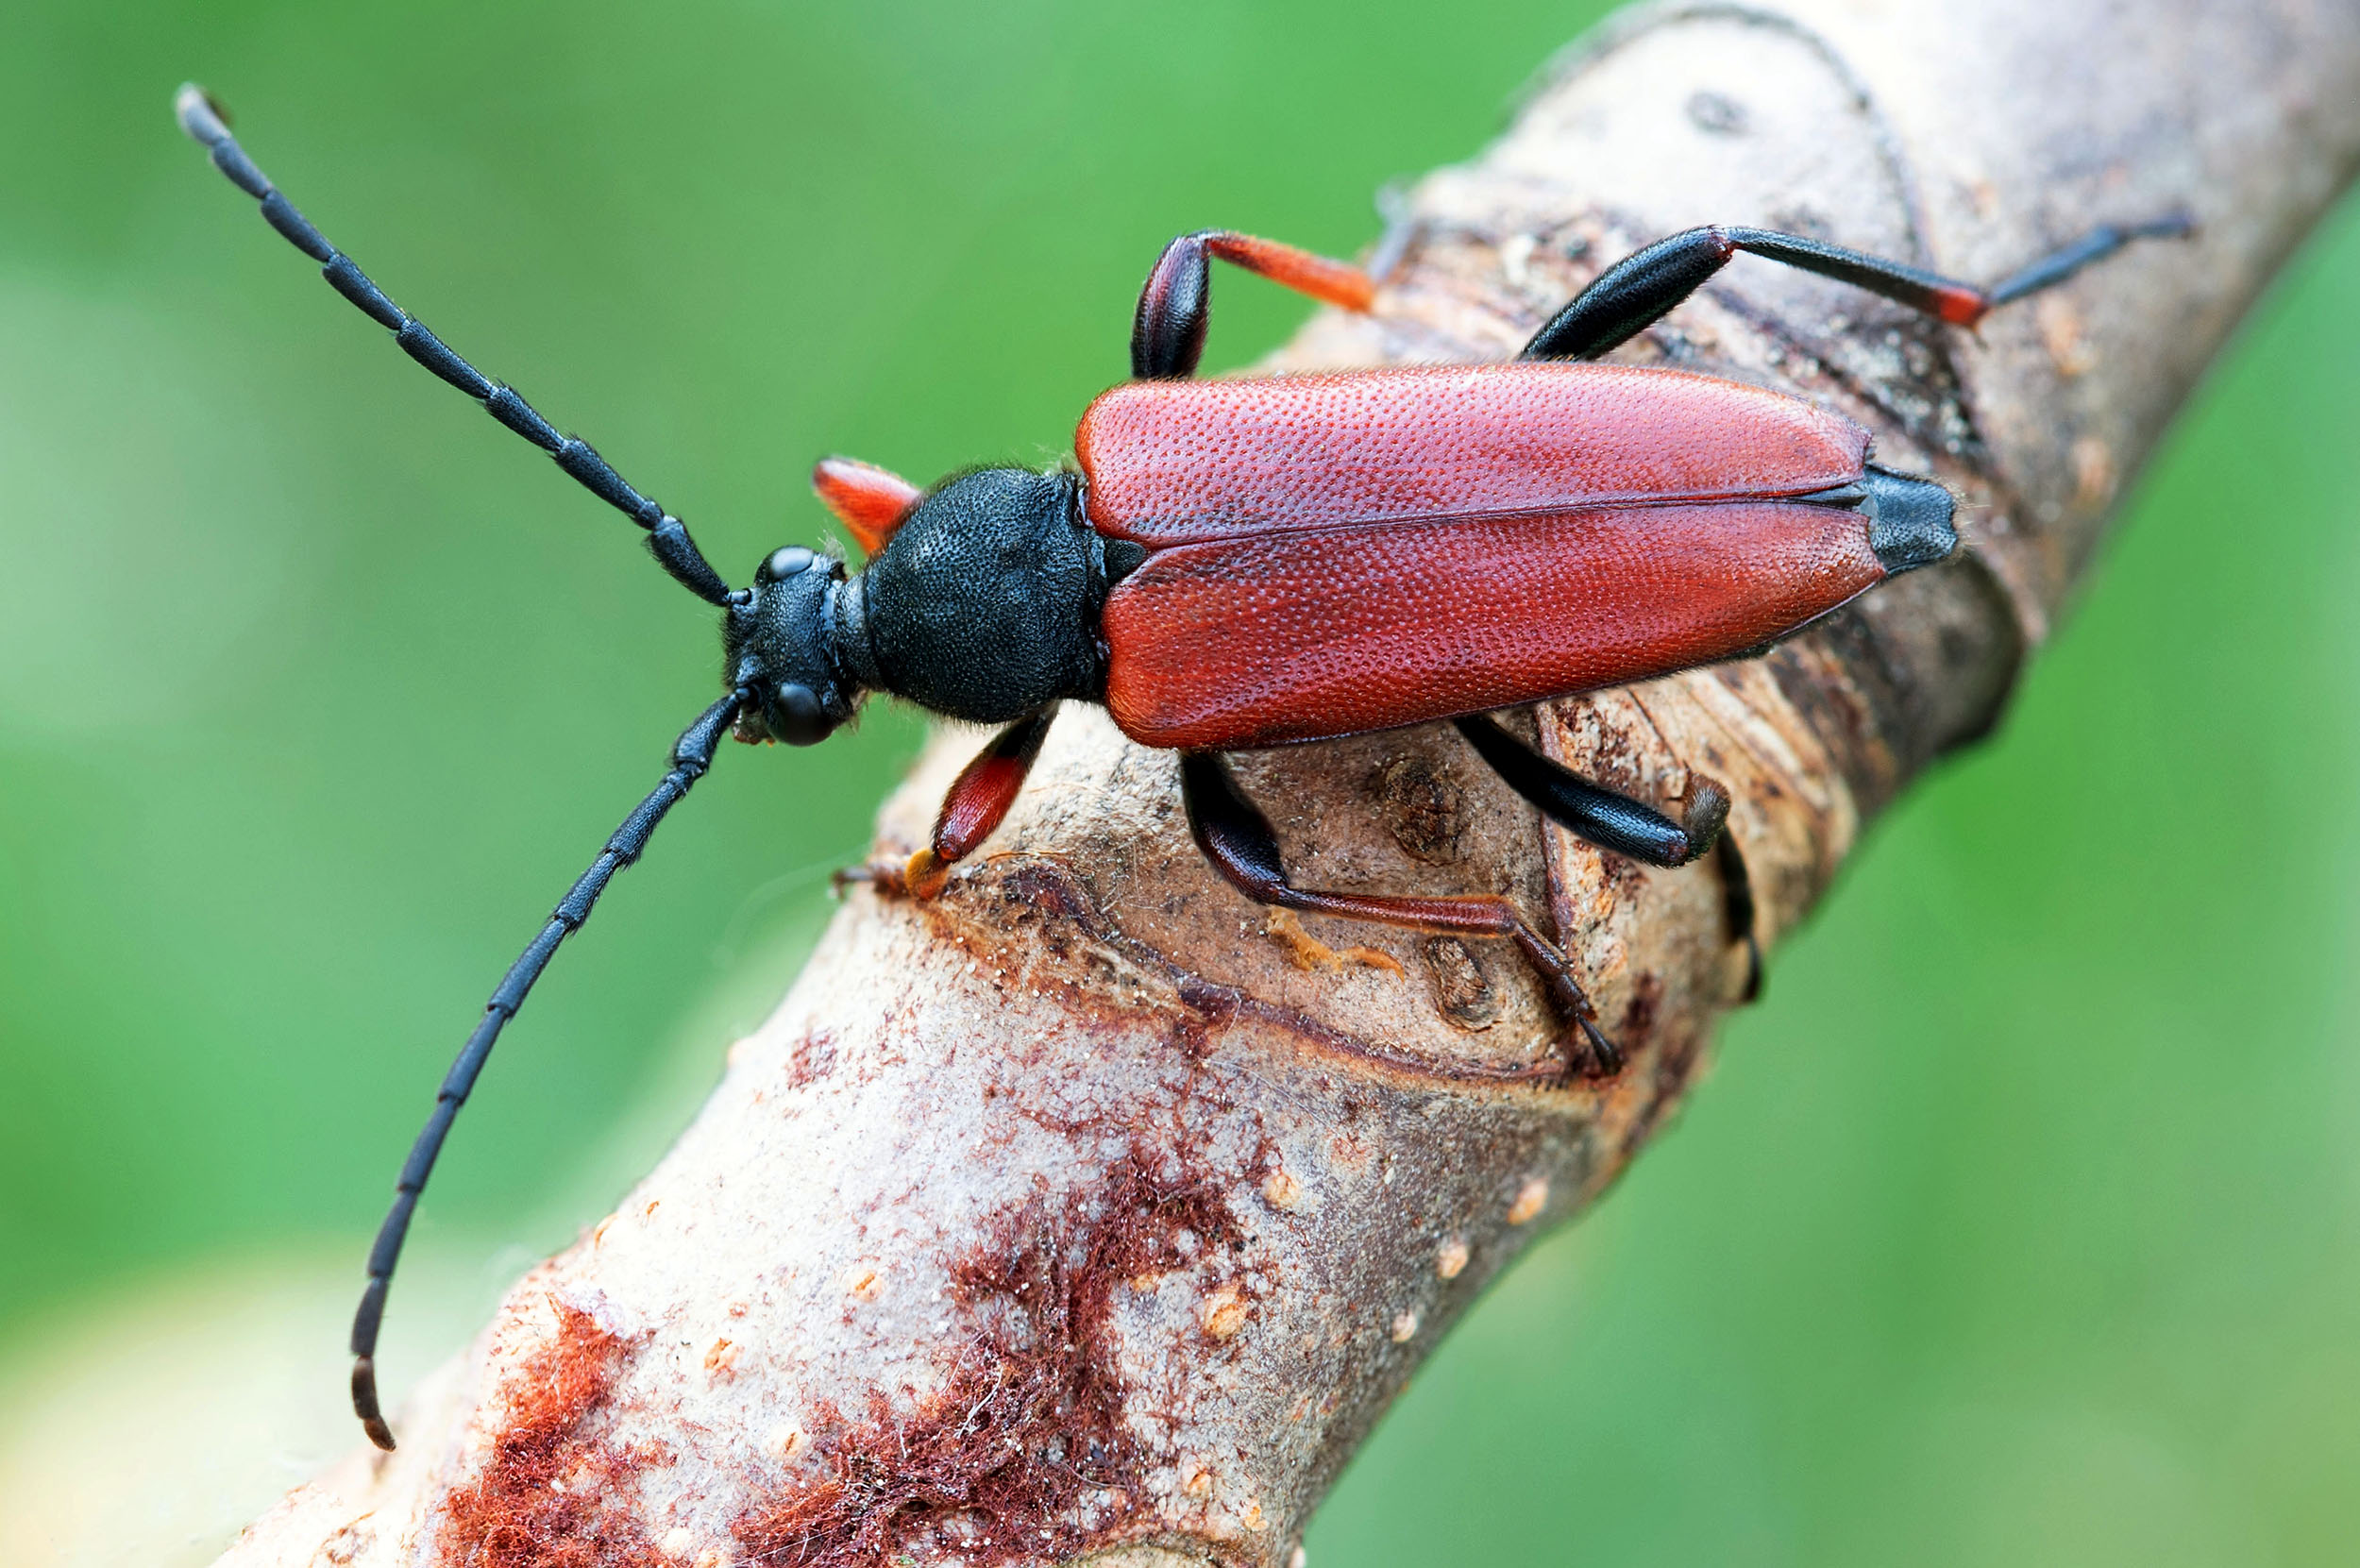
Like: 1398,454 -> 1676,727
1075,362 -> 1886,750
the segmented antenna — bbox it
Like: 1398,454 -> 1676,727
348,689 -> 747,1449
173,84 -> 742,607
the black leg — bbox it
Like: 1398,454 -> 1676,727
1453,716 -> 1728,868
1716,833 -> 1762,1004
175,86 -> 740,607
1179,751 -> 1620,1077
1458,716 -> 1764,1002
347,689 -> 747,1451
1520,214 -> 2193,362
1132,229 -> 1375,379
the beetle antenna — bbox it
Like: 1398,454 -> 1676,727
349,689 -> 748,1450
173,84 -> 744,609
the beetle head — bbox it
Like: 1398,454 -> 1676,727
724,546 -> 860,745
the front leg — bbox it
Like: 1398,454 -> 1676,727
1132,230 -> 1376,379
861,708 -> 1057,900
1180,751 -> 1621,1078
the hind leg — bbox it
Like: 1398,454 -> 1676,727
1521,215 -> 2192,361
1180,751 -> 1620,1078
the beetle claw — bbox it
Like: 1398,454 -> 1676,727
834,851 -> 955,902
1576,1014 -> 1624,1079
834,858 -> 904,898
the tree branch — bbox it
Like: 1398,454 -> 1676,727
222,1 -> 2360,1562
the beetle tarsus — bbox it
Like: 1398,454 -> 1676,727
1986,211 -> 2195,306
1679,776 -> 1732,855
1715,833 -> 1762,1003
902,849 -> 952,901
1446,717 -> 1751,1026
833,858 -> 914,899
1576,1013 -> 1624,1080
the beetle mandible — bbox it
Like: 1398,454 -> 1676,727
174,84 -> 2186,1450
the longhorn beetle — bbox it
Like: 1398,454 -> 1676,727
175,84 -> 2187,1450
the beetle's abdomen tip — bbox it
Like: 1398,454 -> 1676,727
1863,466 -> 1958,575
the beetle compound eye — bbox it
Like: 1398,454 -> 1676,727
768,683 -> 830,745
759,546 -> 816,582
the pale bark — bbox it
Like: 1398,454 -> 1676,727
222,2 -> 2360,1563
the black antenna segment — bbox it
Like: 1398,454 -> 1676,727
348,689 -> 748,1450
174,84 -> 742,608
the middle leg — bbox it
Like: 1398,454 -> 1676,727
1453,715 -> 1728,868
1180,751 -> 1621,1077
1456,714 -> 1762,1005
1132,229 -> 1377,379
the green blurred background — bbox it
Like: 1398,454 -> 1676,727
2,0 -> 2356,1561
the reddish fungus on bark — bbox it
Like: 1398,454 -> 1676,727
732,1144 -> 1244,1566
784,1031 -> 838,1090
436,1301 -> 657,1568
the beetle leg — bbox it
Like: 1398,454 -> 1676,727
1520,213 -> 2192,361
864,707 -> 1058,901
813,457 -> 923,557
1133,230 -> 1377,379
1716,833 -> 1762,1004
1453,716 -> 1728,868
1456,715 -> 1764,1005
1180,751 -> 1621,1078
